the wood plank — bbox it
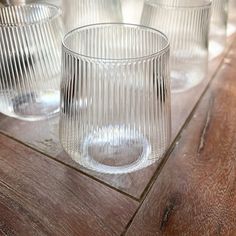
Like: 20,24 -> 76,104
125,41 -> 236,235
0,134 -> 138,236
0,37 -> 234,199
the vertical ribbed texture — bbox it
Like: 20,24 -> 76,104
0,0 -> 62,6
62,0 -> 122,33
209,0 -> 229,59
141,0 -> 211,92
0,4 -> 63,121
120,0 -> 145,24
60,24 -> 171,174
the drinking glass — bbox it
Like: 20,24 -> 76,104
0,4 -> 63,121
62,0 -> 122,33
141,0 -> 212,92
209,0 -> 229,59
227,0 -> 236,36
60,23 -> 171,174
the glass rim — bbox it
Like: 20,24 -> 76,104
62,23 -> 170,62
145,0 -> 212,9
0,3 -> 62,27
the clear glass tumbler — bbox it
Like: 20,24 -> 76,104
227,0 -> 236,36
62,0 -> 122,33
0,4 -> 63,121
209,0 -> 229,59
141,0 -> 212,93
60,23 -> 171,174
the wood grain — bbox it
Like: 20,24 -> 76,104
0,133 -> 138,236
0,37 -> 234,199
125,41 -> 236,235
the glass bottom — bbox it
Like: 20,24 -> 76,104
227,23 -> 236,37
209,40 -> 225,60
0,89 -> 60,121
209,24 -> 226,60
171,66 -> 206,93
66,125 -> 153,174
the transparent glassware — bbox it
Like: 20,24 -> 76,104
62,0 -> 122,33
209,0 -> 229,60
141,0 -> 212,93
0,4 -> 63,121
227,0 -> 236,36
0,0 -> 61,6
121,0 -> 144,24
60,23 -> 171,174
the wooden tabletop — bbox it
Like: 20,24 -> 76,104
0,35 -> 236,235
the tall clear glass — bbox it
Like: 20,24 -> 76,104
141,0 -> 212,92
0,4 -> 63,121
62,0 -> 122,33
228,0 -> 236,36
209,0 -> 229,59
60,23 -> 171,174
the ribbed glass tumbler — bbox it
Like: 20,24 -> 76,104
141,0 -> 211,93
60,23 -> 171,174
209,0 -> 229,59
0,4 -> 63,121
228,0 -> 236,36
62,0 -> 122,33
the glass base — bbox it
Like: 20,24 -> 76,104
227,23 -> 236,37
0,90 -> 60,121
70,125 -> 153,174
209,40 -> 225,60
171,67 -> 205,93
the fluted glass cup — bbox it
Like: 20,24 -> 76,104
227,0 -> 236,36
60,23 -> 171,174
209,0 -> 229,59
141,0 -> 212,93
0,4 -> 63,121
62,0 -> 122,33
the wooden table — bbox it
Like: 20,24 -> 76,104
0,35 -> 236,235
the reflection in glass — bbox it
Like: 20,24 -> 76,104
227,0 -> 236,36
209,0 -> 229,59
